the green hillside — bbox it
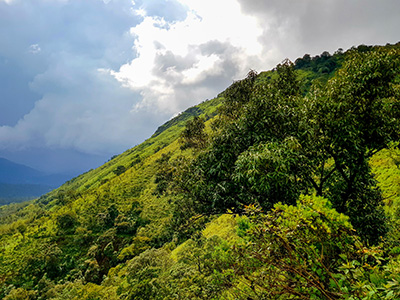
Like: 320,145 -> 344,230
1,43 -> 400,299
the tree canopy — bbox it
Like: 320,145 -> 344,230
176,48 -> 400,244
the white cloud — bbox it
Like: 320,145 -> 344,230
110,0 -> 264,115
177,0 -> 263,55
0,0 -> 16,4
28,44 -> 41,54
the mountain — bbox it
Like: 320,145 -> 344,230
0,158 -> 71,204
0,43 -> 400,299
0,183 -> 53,205
0,158 -> 44,184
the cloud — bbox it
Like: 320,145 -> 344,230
1,0 -> 399,173
110,0 -> 265,115
0,0 -> 149,157
0,56 -> 155,155
0,0 -> 15,4
237,0 -> 400,60
28,44 -> 41,54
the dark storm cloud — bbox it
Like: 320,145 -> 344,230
237,0 -> 400,60
0,58 -> 41,125
0,0 -> 139,126
0,0 -> 164,172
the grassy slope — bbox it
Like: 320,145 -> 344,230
0,95 -> 223,293
0,64 -> 350,292
370,146 -> 400,217
0,69 -> 288,293
1,45 -> 399,298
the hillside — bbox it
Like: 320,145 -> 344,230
0,43 -> 400,299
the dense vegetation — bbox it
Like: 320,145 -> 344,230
0,43 -> 400,299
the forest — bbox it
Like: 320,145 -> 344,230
0,43 -> 400,299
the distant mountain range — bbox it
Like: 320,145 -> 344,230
0,157 -> 71,204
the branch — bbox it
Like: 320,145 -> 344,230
321,166 -> 337,186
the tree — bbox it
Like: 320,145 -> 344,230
234,137 -> 306,209
230,196 -> 378,299
113,165 -> 126,176
56,212 -> 78,234
312,49 -> 400,243
179,116 -> 208,151
153,152 -> 174,196
215,69 -> 258,126
176,60 -> 302,215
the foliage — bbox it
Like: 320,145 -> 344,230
0,44 -> 399,299
113,165 -> 127,176
177,47 -> 400,244
294,50 -> 343,75
179,116 -> 209,151
229,196 -> 358,299
224,196 -> 400,300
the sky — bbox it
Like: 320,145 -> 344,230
0,0 -> 399,175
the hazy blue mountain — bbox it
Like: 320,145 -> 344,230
0,157 -> 71,204
0,158 -> 44,184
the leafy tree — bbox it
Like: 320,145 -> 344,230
104,204 -> 119,228
216,69 -> 258,123
3,287 -> 37,300
85,228 -> 121,284
229,196 -> 387,299
56,212 -> 78,234
311,49 -> 400,243
175,60 -> 302,215
113,165 -> 126,176
153,152 -> 174,196
179,116 -> 208,151
123,248 -> 173,300
234,137 -> 307,209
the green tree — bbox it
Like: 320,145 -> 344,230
234,137 -> 307,209
153,152 -> 174,196
56,212 -> 78,234
230,196 -> 363,299
179,116 -> 208,151
176,60 -> 302,215
113,165 -> 126,176
216,69 -> 258,123
311,49 -> 400,243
